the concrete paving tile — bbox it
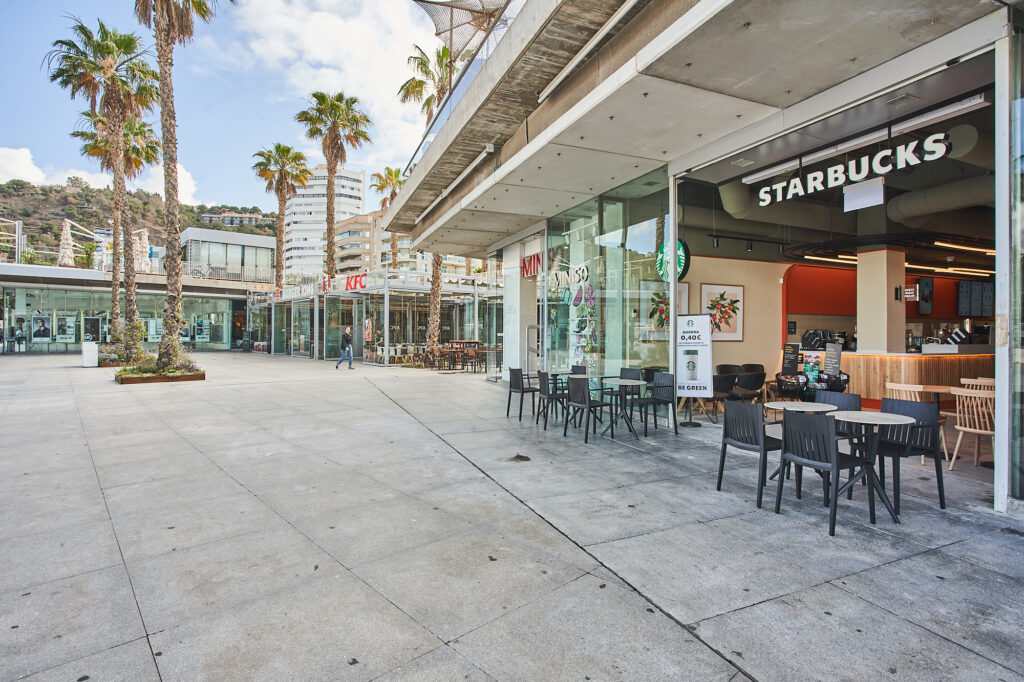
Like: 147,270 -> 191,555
939,526 -> 1024,580
590,522 -> 820,624
356,525 -> 587,641
89,436 -> 201,467
102,470 -> 245,518
294,495 -> 474,568
0,488 -> 109,540
255,469 -> 401,520
149,570 -> 439,681
0,565 -> 145,680
692,582 -> 1022,681
374,645 -> 493,681
21,637 -> 160,682
487,462 -> 622,501
95,450 -> 218,489
530,485 -> 690,546
413,477 -> 531,526
452,574 -> 740,681
128,525 -> 333,632
487,513 -> 599,573
844,495 -> 1011,549
632,472 -> 761,523
835,549 -> 1024,674
111,491 -> 286,561
359,453 -> 484,495
0,519 -> 121,593
0,466 -> 99,501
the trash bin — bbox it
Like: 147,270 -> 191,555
81,341 -> 98,367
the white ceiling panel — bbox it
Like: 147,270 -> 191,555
468,183 -> 580,217
498,144 -> 662,196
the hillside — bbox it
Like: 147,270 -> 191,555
0,178 -> 276,264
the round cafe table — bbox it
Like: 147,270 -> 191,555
600,378 -> 647,440
831,410 -> 916,524
762,401 -> 837,413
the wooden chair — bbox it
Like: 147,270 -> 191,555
948,387 -> 995,470
961,377 -> 995,389
886,382 -> 949,463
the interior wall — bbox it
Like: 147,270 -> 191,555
682,255 -> 788,375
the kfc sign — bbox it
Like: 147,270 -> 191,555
344,273 -> 367,291
521,253 -> 541,278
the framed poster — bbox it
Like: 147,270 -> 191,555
676,314 -> 713,398
676,282 -> 689,316
146,318 -> 164,343
55,315 -> 76,343
701,284 -> 744,341
31,315 -> 52,342
83,317 -> 101,342
195,319 -> 211,342
179,323 -> 191,341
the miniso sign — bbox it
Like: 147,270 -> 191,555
756,132 -> 949,207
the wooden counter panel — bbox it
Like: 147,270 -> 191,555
841,354 -> 995,402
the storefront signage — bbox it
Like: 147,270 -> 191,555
281,283 -> 317,300
344,273 -> 367,291
675,314 -> 713,398
782,342 -> 800,375
521,253 -> 541,278
656,241 -> 691,282
550,265 -> 589,288
757,132 -> 950,207
903,284 -> 919,302
823,342 -> 843,377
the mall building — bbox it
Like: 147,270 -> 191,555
380,1 -> 1024,512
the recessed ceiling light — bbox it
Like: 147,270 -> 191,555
730,158 -> 755,168
883,93 -> 919,108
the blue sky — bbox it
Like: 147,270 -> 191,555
0,0 -> 439,212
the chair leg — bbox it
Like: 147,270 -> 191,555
535,399 -> 542,425
847,468 -> 855,500
531,392 -> 536,416
506,390 -> 512,418
717,442 -> 727,491
518,392 -> 525,422
756,445 -> 768,509
949,431 -> 965,470
940,427 -> 949,461
828,467 -> 840,536
822,473 -> 830,507
583,406 -> 591,444
933,448 -> 946,509
795,465 -> 803,500
642,405 -> 649,437
774,457 -> 786,514
563,407 -> 572,437
892,455 -> 901,517
974,433 -> 981,467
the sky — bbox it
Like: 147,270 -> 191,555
0,0 -> 440,212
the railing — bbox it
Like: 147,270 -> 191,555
98,259 -> 275,284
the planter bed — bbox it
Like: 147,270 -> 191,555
99,360 -> 127,368
115,372 -> 206,385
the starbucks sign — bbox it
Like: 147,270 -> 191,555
656,240 -> 691,282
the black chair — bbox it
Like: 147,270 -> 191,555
771,373 -> 805,401
774,412 -> 875,536
877,398 -> 946,515
506,368 -> 538,422
730,372 -> 765,402
614,367 -> 645,418
741,363 -> 765,374
701,373 -> 737,423
716,364 -> 742,375
636,371 -> 678,436
536,370 -> 567,431
719,401 -> 782,508
815,390 -> 865,497
563,376 -> 614,443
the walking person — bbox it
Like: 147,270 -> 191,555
335,326 -> 354,370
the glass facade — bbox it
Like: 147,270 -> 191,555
272,303 -> 290,354
291,299 -> 313,357
544,168 -> 671,375
324,296 -> 360,359
1011,27 -> 1024,500
0,286 -> 233,352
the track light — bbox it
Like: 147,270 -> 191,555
713,237 -> 719,248
746,241 -> 753,252
779,243 -> 784,255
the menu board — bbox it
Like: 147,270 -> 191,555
675,314 -> 713,398
957,281 -> 972,317
782,343 -> 800,375
970,281 -> 984,317
982,282 -> 994,318
823,342 -> 843,376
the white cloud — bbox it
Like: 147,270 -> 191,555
0,147 -> 111,188
220,0 -> 439,191
131,163 -> 201,205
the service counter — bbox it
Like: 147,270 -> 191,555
841,352 -> 995,404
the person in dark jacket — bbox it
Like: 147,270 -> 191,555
335,326 -> 354,369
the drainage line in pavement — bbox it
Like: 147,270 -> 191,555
362,376 -> 759,681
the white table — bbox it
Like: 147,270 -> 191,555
763,401 -> 837,413
601,378 -> 647,440
831,410 -> 916,524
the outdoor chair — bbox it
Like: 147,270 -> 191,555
774,411 -> 875,536
536,370 -> 567,431
716,364 -> 742,375
741,363 -> 765,374
730,372 -> 765,402
961,377 -> 996,389
636,371 -> 678,436
948,387 -> 995,470
700,373 -> 737,422
603,367 -> 644,417
886,381 -> 949,462
506,368 -> 538,422
719,401 -> 782,508
563,376 -> 615,443
876,398 -> 946,515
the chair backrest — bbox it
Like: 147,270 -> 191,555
741,363 -> 765,373
885,382 -> 924,401
509,368 -> 524,391
571,365 -> 587,375
735,372 -> 766,391
620,367 -> 643,396
717,364 -> 742,375
961,377 -> 995,388
814,390 -> 861,411
537,370 -> 552,398
713,373 -> 738,394
722,401 -> 765,448
782,411 -> 838,466
950,387 -> 995,434
650,371 -> 674,402
879,398 -> 939,450
567,376 -> 591,407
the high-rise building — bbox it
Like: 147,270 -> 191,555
335,211 -> 481,276
284,164 -> 365,274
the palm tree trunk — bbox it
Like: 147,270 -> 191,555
390,232 -> 399,270
465,257 -> 472,275
325,152 -> 337,278
155,10 -> 184,370
112,110 -> 138,332
427,251 -> 443,352
275,190 -> 286,289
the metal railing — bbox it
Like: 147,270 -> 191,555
98,259 -> 275,284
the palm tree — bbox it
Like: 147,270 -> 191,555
253,144 -> 312,289
370,167 -> 403,268
426,252 -> 444,353
295,91 -> 371,279
398,44 -> 455,129
47,19 -> 158,336
135,0 -> 233,370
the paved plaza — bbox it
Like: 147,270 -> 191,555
0,353 -> 1022,681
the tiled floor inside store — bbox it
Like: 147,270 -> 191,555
0,353 -> 1021,681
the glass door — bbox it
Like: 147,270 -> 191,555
272,303 -> 290,354
291,298 -> 312,358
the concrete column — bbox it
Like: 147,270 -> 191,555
856,249 -> 906,353
501,243 -> 522,382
